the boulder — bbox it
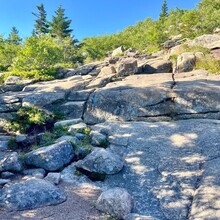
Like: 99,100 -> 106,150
44,172 -> 61,185
67,89 -> 94,101
65,64 -> 96,77
68,122 -> 87,133
56,135 -> 79,144
112,46 -> 125,57
0,179 -> 66,211
139,59 -> 172,74
4,76 -> 22,85
125,47 -> 139,57
163,39 -> 180,49
176,52 -> 196,73
60,101 -> 85,119
76,147 -> 124,175
211,48 -> 220,60
0,141 -> 8,151
117,58 -> 138,77
99,66 -> 116,77
91,131 -> 107,146
0,152 -> 22,172
125,214 -> 155,220
1,171 -> 15,178
0,179 -> 10,187
25,141 -> 74,171
96,188 -> 132,219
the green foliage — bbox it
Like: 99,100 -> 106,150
8,27 -> 22,45
195,57 -> 220,74
159,0 -> 169,23
32,4 -> 50,36
98,138 -> 109,149
50,6 -> 73,39
5,106 -> 54,134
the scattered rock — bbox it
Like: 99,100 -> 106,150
54,118 -> 83,127
0,152 -> 22,172
91,131 -> 107,146
96,187 -> 132,219
1,171 -> 15,178
0,179 -> 66,211
76,147 -> 124,175
176,52 -> 196,73
68,122 -> 87,133
23,168 -> 46,179
56,135 -> 79,144
44,172 -> 61,185
4,76 -> 22,85
25,141 -> 74,171
117,58 -> 138,77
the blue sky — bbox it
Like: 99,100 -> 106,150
0,0 -> 200,40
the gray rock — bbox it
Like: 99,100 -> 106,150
15,135 -> 27,143
65,64 -> 96,77
67,89 -> 94,101
22,92 -> 65,107
96,187 -> 132,219
54,118 -> 83,127
68,123 -> 87,133
0,179 -> 10,186
56,135 -> 79,144
25,141 -> 74,171
139,59 -> 172,74
1,171 -> 15,178
117,58 -> 138,77
76,147 -> 124,175
0,179 -> 66,211
0,152 -> 22,172
125,213 -> 157,220
91,131 -> 107,146
75,133 -> 87,140
112,46 -> 125,57
176,52 -> 196,73
44,172 -> 61,185
99,66 -> 116,77
23,168 -> 46,179
60,101 -> 85,119
4,76 -> 22,85
0,141 -> 8,151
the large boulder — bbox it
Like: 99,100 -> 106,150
0,152 -> 22,172
112,46 -> 125,57
25,141 -> 74,171
139,59 -> 172,74
4,76 -> 22,85
96,188 -> 132,219
175,52 -> 196,73
76,147 -> 124,175
0,179 -> 66,211
117,58 -> 138,77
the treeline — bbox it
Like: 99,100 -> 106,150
0,4 -> 82,82
81,0 -> 220,61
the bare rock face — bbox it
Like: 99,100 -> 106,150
176,52 -> 196,73
25,141 -> 74,171
96,187 -> 132,219
0,179 -> 66,211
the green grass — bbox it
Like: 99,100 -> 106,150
195,57 -> 220,74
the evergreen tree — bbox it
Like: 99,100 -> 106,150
159,0 -> 169,21
50,6 -> 73,39
32,4 -> 49,36
8,27 -> 22,45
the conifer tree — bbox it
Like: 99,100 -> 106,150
159,0 -> 169,21
32,4 -> 49,36
8,27 -> 22,45
50,6 -> 73,39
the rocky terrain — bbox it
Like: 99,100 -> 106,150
0,34 -> 220,220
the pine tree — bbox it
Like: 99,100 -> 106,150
159,0 -> 169,21
32,4 -> 49,36
50,6 -> 73,39
8,27 -> 22,45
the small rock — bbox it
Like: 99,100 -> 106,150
0,152 -> 22,172
96,187 -> 132,219
76,147 -> 124,175
23,168 -> 46,179
25,141 -> 74,171
68,122 -> 87,133
0,179 -> 66,211
91,131 -> 107,146
54,118 -> 83,127
44,172 -> 61,185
